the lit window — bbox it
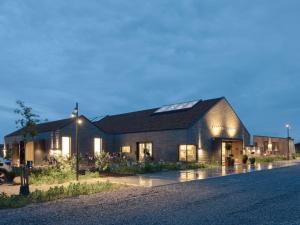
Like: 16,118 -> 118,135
121,146 -> 131,154
179,145 -> 196,162
138,142 -> 152,161
94,138 -> 102,156
62,137 -> 71,157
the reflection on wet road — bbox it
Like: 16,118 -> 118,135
136,160 -> 300,187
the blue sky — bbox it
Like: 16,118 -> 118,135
0,0 -> 299,142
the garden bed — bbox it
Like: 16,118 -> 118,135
255,155 -> 288,163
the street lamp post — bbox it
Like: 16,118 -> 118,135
286,124 -> 291,160
72,103 -> 79,181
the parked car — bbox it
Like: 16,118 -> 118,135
0,157 -> 12,184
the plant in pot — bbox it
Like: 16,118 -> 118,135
249,152 -> 256,165
242,155 -> 248,164
229,154 -> 235,167
225,143 -> 234,167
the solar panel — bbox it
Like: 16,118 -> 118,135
154,100 -> 199,113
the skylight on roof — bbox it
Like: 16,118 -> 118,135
154,100 -> 199,113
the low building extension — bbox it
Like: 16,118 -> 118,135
4,97 -> 250,166
295,143 -> 300,153
252,135 -> 295,157
4,116 -> 106,166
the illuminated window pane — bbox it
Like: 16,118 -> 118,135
179,145 -> 196,162
62,137 -> 71,157
179,149 -> 186,161
121,146 -> 131,154
94,138 -> 102,156
138,142 -> 152,161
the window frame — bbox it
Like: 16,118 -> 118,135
121,146 -> 131,154
178,144 -> 197,162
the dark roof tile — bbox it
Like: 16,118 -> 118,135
94,97 -> 223,134
5,118 -> 73,138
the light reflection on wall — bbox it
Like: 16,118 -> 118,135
210,125 -> 238,138
197,129 -> 205,162
203,99 -> 241,139
211,125 -> 223,136
227,127 -> 237,138
3,149 -> 7,158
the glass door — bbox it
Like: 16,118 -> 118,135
138,142 -> 152,161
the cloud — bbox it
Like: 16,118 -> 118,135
0,0 -> 300,141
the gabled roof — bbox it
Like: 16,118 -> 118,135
5,118 -> 74,138
94,97 -> 224,134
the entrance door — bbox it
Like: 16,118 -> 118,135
222,142 -> 232,165
137,142 -> 152,161
222,141 -> 243,165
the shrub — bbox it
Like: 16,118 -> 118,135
54,155 -> 76,173
28,156 -> 78,185
95,152 -> 110,172
29,167 -> 75,185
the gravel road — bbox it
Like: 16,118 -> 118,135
1,165 -> 300,225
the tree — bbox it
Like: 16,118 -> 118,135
14,100 -> 41,142
14,100 -> 42,196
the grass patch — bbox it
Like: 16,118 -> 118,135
0,182 -> 118,209
29,168 -> 101,185
29,168 -> 76,185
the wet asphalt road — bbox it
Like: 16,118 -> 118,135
1,165 -> 300,225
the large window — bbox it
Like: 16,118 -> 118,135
179,145 -> 196,162
272,142 -> 279,151
121,146 -> 131,154
138,142 -> 152,161
94,138 -> 102,156
62,137 -> 71,157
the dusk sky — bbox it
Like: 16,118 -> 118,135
0,0 -> 299,142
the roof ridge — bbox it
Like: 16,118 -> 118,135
103,107 -> 158,118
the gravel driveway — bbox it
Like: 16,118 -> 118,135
1,165 -> 300,225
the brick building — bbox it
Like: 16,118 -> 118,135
253,135 -> 295,157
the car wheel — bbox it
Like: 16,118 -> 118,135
0,170 -> 7,185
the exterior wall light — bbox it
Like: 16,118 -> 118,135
3,149 -> 7,158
